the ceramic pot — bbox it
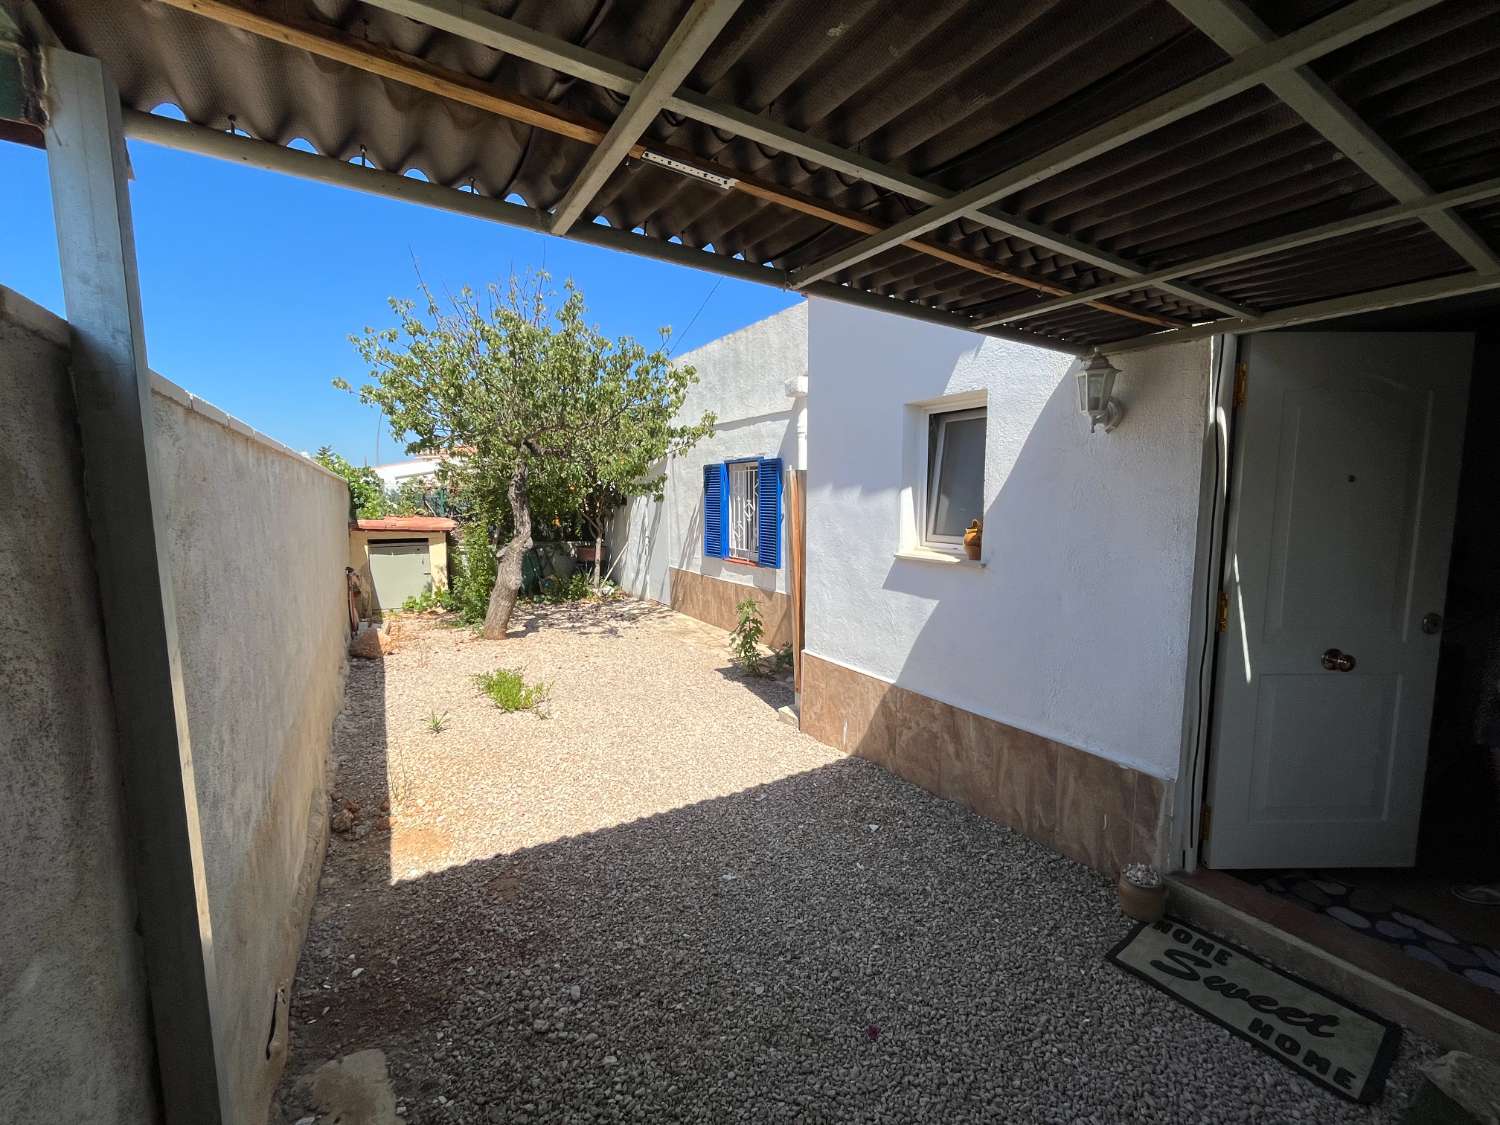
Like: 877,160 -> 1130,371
1118,874 -> 1168,923
963,519 -> 983,561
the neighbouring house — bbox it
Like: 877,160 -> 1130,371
349,514 -> 456,616
371,453 -> 446,491
613,302 -> 806,649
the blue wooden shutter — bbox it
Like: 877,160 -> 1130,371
756,457 -> 783,568
703,463 -> 728,557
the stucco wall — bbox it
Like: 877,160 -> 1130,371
804,299 -> 1210,780
151,374 -> 348,1123
0,285 -> 348,1124
613,301 -> 807,608
0,291 -> 162,1123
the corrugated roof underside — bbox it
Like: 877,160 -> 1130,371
37,0 -> 1500,347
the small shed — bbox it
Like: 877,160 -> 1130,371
349,515 -> 456,616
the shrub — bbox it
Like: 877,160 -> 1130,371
474,667 -> 549,713
730,599 -> 792,678
453,527 -> 498,625
400,586 -> 456,614
528,570 -> 597,604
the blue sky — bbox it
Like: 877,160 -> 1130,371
2,134 -> 797,465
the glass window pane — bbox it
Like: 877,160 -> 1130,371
931,415 -> 984,538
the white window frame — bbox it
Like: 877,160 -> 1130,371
923,406 -> 987,547
727,459 -> 759,561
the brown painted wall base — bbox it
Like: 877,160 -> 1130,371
669,566 -> 793,648
801,651 -> 1169,875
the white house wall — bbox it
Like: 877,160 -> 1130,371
804,299 -> 1208,781
613,302 -> 806,639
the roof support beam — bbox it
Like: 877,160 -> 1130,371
1099,270 -> 1500,354
1167,0 -> 1499,272
43,49 -> 230,1125
122,110 -> 1087,355
147,0 -> 1185,330
357,0 -> 1251,318
976,175 -> 1500,327
548,0 -> 741,236
787,0 -> 1446,289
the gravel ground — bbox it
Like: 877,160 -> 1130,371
273,598 -> 1437,1124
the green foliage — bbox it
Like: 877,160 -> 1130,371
729,598 -> 767,675
452,527 -> 498,625
342,272 -> 715,630
400,586 -> 456,614
527,570 -> 599,605
474,667 -> 549,713
729,598 -> 793,679
314,446 -> 389,518
425,709 -> 450,734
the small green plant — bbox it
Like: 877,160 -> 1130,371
474,667 -> 550,713
401,587 -> 456,613
729,598 -> 792,678
527,570 -> 597,605
425,709 -> 450,734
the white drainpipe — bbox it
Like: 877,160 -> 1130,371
785,372 -> 809,471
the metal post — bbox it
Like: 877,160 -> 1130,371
42,47 -> 229,1124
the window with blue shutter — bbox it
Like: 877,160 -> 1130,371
755,456 -> 783,569
702,462 -> 728,557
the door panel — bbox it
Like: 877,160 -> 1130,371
1205,333 -> 1471,869
368,540 -> 432,611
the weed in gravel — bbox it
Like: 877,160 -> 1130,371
729,599 -> 792,678
474,667 -> 549,713
425,709 -> 450,733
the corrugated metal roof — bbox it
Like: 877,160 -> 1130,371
33,0 -> 1500,348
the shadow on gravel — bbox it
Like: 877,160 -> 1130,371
273,613 -> 1430,1125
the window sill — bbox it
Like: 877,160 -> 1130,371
894,547 -> 986,569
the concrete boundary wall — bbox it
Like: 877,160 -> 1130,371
1,286 -> 349,1124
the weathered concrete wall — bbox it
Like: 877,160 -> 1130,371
0,284 -> 348,1124
613,302 -> 806,616
0,293 -> 162,1122
151,373 -> 348,1124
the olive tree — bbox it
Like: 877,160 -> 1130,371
347,273 -> 712,638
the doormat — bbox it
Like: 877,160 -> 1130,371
1108,918 -> 1401,1103
1244,871 -> 1500,996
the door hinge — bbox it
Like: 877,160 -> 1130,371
1233,361 -> 1248,407
1200,803 -> 1213,844
1217,589 -> 1229,633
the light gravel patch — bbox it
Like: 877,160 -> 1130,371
273,599 -> 1436,1124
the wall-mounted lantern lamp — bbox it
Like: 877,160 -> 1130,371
1076,352 -> 1124,433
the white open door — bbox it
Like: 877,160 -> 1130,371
1204,333 -> 1471,869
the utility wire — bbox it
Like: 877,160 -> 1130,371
669,276 -> 723,358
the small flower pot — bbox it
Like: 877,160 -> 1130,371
1118,874 -> 1168,923
963,519 -> 983,561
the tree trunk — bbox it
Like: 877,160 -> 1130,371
483,461 -> 532,639
592,534 -> 603,585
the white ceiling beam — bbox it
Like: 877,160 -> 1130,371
357,0 -> 1251,316
976,174 -> 1500,327
1168,0 -> 1499,271
1099,270 -> 1500,354
122,110 -> 1086,355
548,0 -> 742,236
786,0 -> 1447,289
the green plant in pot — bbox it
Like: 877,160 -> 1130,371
1118,863 -> 1167,923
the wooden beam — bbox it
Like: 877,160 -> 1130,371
122,110 -> 1088,355
978,175 -> 1500,327
148,0 -> 1185,329
1100,270 -> 1500,354
548,0 -> 742,236
355,0 -> 1253,318
788,0 -> 1447,289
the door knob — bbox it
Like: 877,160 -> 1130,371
1321,648 -> 1356,672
